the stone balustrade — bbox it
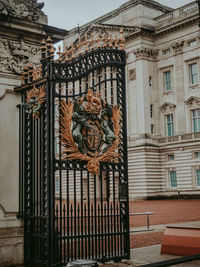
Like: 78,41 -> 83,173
158,132 -> 200,144
154,2 -> 198,28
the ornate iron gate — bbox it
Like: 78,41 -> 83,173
16,33 -> 130,266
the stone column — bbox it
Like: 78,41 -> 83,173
0,1 -> 68,266
133,48 -> 158,136
172,41 -> 186,135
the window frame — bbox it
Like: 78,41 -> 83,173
168,154 -> 175,161
169,170 -> 177,188
196,169 -> 200,188
166,114 -> 174,137
163,70 -> 172,92
163,48 -> 171,56
189,62 -> 198,85
55,177 -> 60,194
187,39 -> 197,48
192,108 -> 200,133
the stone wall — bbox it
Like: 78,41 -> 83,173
0,1 -> 68,265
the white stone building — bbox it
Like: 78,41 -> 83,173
64,0 -> 200,200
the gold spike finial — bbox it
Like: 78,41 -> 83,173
76,36 -> 82,55
57,46 -> 62,62
64,45 -> 69,61
90,33 -> 95,50
97,33 -> 101,48
70,43 -> 75,59
83,33 -> 88,52
102,33 -> 107,47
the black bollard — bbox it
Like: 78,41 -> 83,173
66,259 -> 98,267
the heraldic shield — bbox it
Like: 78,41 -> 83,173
60,88 -> 121,175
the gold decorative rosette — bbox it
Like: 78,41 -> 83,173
25,84 -> 46,119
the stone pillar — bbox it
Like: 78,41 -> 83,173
133,48 -> 158,136
0,1 -> 68,266
172,41 -> 186,135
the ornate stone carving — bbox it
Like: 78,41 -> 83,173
134,48 -> 159,60
0,38 -> 40,75
159,102 -> 176,112
129,69 -> 136,80
185,96 -> 200,106
172,41 -> 184,54
0,0 -> 46,22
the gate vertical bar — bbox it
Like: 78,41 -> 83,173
48,67 -> 56,266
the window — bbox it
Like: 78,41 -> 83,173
192,109 -> 200,132
149,76 -> 152,87
188,39 -> 197,48
164,70 -> 172,91
168,154 -> 174,161
189,63 -> 198,85
194,152 -> 200,159
166,114 -> 174,136
151,124 -> 154,134
150,105 -> 153,118
170,171 -> 177,188
55,178 -> 60,193
197,170 -> 200,187
163,48 -> 170,55
55,137 -> 59,154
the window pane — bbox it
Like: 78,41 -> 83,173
190,63 -> 198,84
55,137 -> 58,154
195,152 -> 200,159
192,109 -> 200,132
166,115 -> 174,136
169,154 -> 174,160
55,179 -> 60,193
170,171 -> 177,187
197,170 -> 200,187
164,71 -> 171,91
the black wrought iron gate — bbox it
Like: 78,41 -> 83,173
16,33 -> 130,266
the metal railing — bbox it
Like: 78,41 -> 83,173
130,212 -> 154,230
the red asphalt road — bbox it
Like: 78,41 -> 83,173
129,199 -> 200,248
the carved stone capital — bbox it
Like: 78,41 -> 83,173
133,48 -> 159,60
0,0 -> 47,24
0,38 -> 41,75
129,69 -> 136,80
172,41 -> 184,54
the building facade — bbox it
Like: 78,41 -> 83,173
64,0 -> 200,200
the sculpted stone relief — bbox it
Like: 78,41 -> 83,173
0,0 -> 45,22
0,38 -> 40,74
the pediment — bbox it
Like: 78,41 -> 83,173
159,102 -> 176,112
185,96 -> 200,106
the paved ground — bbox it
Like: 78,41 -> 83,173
129,199 -> 200,249
130,244 -> 200,266
129,199 -> 200,228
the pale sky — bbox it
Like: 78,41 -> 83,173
42,0 -> 194,30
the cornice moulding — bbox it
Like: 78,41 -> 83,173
185,96 -> 200,106
159,102 -> 176,112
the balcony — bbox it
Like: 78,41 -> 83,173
154,2 -> 198,29
158,132 -> 200,144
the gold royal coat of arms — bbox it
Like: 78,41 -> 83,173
60,89 -> 121,175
